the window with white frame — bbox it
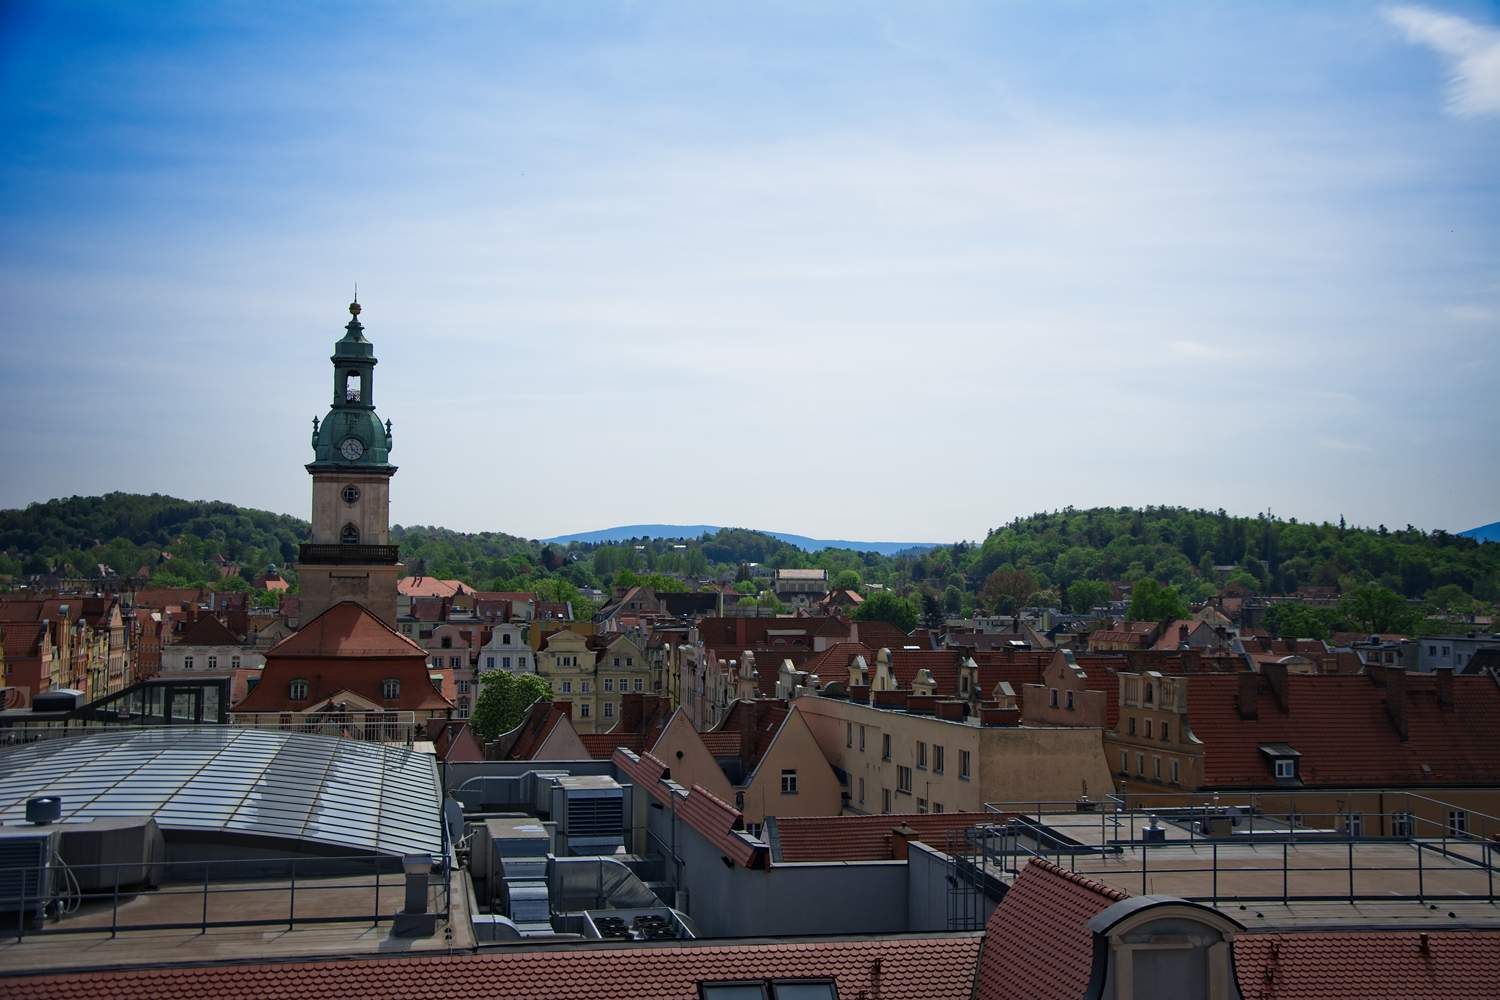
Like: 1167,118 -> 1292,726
457,680 -> 469,694
882,788 -> 892,813
382,678 -> 400,699
1449,809 -> 1468,836
579,703 -> 590,718
916,741 -> 927,769
960,750 -> 971,780
289,679 -> 308,700
634,678 -> 642,691
933,745 -> 944,774
882,734 -> 892,760
183,656 -> 194,670
917,798 -> 927,814
604,678 -> 614,692
1170,758 -> 1180,784
604,702 -> 614,718
1392,811 -> 1412,838
781,769 -> 798,794
897,766 -> 913,793
230,655 -> 240,669
1274,759 -> 1296,779
562,681 -> 572,694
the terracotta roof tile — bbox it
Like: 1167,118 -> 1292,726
8,935 -> 983,1000
1189,672 -> 1500,787
1233,930 -> 1500,1000
677,783 -> 767,869
975,858 -> 1128,1000
775,812 -> 998,862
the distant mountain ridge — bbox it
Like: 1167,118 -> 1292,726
1462,521 -> 1500,543
543,524 -> 942,555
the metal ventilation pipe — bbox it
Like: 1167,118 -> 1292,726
392,853 -> 438,937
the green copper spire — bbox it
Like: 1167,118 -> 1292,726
308,298 -> 395,473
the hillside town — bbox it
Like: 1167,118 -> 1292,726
0,301 -> 1497,997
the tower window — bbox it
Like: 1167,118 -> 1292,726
340,523 -> 360,545
344,370 -> 362,402
342,485 -> 360,505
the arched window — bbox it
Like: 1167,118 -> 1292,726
382,678 -> 400,699
289,679 -> 309,700
340,523 -> 360,545
343,370 -> 362,402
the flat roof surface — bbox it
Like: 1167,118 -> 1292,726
0,727 -> 442,856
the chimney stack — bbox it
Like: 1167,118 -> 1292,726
1385,666 -> 1409,740
1263,661 -> 1290,712
1435,666 -> 1455,710
890,823 -> 918,860
1236,670 -> 1259,720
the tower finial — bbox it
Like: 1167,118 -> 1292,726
349,283 -> 361,317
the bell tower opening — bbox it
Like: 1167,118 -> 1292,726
340,523 -> 361,545
343,370 -> 363,402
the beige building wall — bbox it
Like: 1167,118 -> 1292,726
797,695 -> 1115,815
738,707 -> 842,826
310,473 -> 391,545
650,710 -> 734,802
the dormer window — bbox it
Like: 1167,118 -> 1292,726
1260,743 -> 1301,783
289,679 -> 309,700
340,523 -> 360,545
382,678 -> 400,699
1274,759 -> 1295,779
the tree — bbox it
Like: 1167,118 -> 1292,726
471,671 -> 552,743
1128,578 -> 1189,622
832,569 -> 863,592
1340,584 -> 1419,635
981,568 -> 1038,612
1425,583 -> 1479,617
942,585 -> 963,614
1066,579 -> 1112,614
920,592 -> 944,630
853,590 -> 917,633
1263,602 -> 1332,640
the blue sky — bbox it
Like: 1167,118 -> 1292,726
1,1 -> 1497,541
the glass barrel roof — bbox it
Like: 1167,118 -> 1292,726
0,727 -> 442,856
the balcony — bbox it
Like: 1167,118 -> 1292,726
298,543 -> 399,565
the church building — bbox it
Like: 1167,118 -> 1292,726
297,298 -> 400,626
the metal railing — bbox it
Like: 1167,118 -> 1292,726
227,711 -> 423,745
297,543 -> 399,565
2,853 -> 451,941
981,794 -> 1500,906
0,714 -> 426,747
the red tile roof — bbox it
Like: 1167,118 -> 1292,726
579,731 -> 646,759
1188,672 -> 1500,787
677,783 -> 767,869
397,576 -> 470,598
265,600 -> 427,659
891,650 -> 963,693
613,748 -> 673,805
975,858 -> 1128,1000
774,812 -> 996,863
505,701 -> 571,760
173,614 -> 241,646
1232,930 -> 1500,1000
852,619 -> 915,650
8,935 -> 983,1000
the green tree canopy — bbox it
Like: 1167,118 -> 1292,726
1339,584 -> 1419,635
1128,578 -> 1189,622
1066,579 -> 1112,614
853,590 -> 917,633
831,569 -> 863,591
470,671 -> 552,743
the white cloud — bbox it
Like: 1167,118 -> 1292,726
1384,5 -> 1500,116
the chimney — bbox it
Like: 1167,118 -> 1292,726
1385,666 -> 1409,740
1236,670 -> 1259,720
1178,623 -> 1190,643
620,692 -> 644,732
1435,666 -> 1455,710
1012,616 -> 1020,634
890,823 -> 918,860
1263,661 -> 1290,712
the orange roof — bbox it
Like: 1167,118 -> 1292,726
975,858 -> 1128,1000
7,935 -> 982,1000
265,601 -> 426,659
397,576 -> 469,598
1232,930 -> 1500,1000
774,812 -> 996,862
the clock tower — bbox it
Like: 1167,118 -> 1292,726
296,298 -> 400,626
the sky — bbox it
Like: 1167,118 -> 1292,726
1,1 -> 1497,543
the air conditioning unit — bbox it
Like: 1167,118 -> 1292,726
550,776 -> 624,855
0,828 -> 61,928
57,817 -> 166,892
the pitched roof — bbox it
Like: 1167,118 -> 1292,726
613,748 -> 673,805
7,934 -> 982,1000
265,600 -> 426,659
676,783 -> 767,868
852,619 -> 914,650
975,858 -> 1129,1000
798,642 -> 874,684
397,576 -> 469,598
774,812 -> 996,863
579,731 -> 646,759
1188,672 -> 1500,787
173,614 -> 241,647
504,701 -> 572,760
1232,930 -> 1500,1000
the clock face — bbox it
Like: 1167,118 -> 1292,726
339,437 -> 365,461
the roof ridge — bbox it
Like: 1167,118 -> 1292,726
1026,857 -> 1130,902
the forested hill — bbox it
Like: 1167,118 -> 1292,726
1,496 -> 1497,621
